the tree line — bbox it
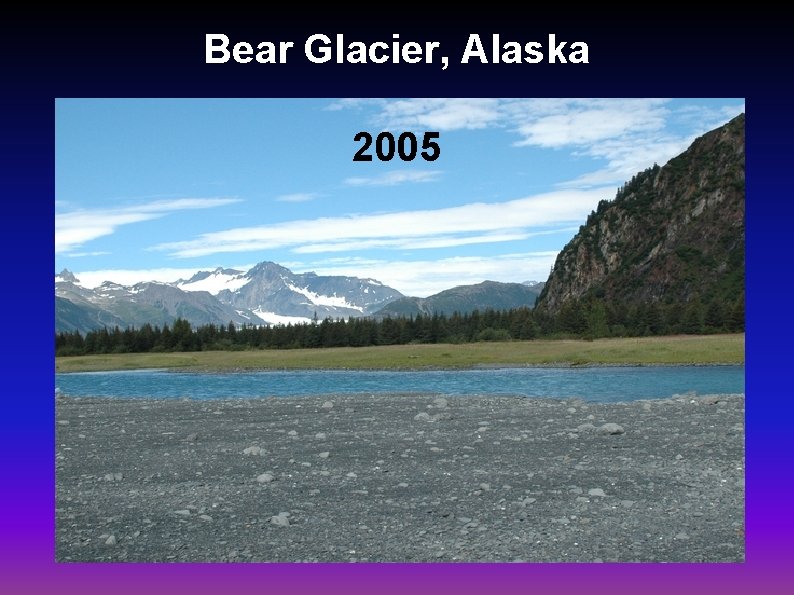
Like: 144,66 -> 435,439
55,295 -> 744,357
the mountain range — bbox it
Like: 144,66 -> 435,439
56,263 -> 544,334
56,262 -> 401,334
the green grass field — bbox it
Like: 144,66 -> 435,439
55,334 -> 744,373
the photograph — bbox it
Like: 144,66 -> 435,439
55,98 -> 745,562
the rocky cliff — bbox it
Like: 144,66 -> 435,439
536,114 -> 744,315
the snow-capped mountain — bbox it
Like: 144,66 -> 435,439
215,262 -> 401,325
55,262 -> 403,333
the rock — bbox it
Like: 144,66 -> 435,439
321,401 -> 334,409
566,407 -> 577,414
315,432 -> 327,440
186,433 -> 198,442
243,446 -> 264,456
199,514 -> 213,522
433,397 -> 448,409
588,488 -> 606,497
576,423 -> 596,433
414,412 -> 432,422
599,423 -> 625,435
105,535 -> 116,546
675,531 -> 690,540
103,473 -> 122,482
270,512 -> 290,527
318,452 -> 330,459
288,430 -> 298,437
479,483 -> 491,491
256,473 -> 275,483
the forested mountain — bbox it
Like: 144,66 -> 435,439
374,281 -> 544,318
535,114 -> 744,334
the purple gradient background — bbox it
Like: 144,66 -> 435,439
1,11 -> 792,595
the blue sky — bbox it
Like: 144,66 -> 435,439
55,98 -> 744,296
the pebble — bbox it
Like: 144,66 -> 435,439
243,446 -> 264,456
599,423 -> 625,435
270,512 -> 291,527
315,432 -> 327,440
103,473 -> 123,482
479,483 -> 491,491
105,535 -> 116,546
588,488 -> 606,497
414,412 -> 432,422
433,397 -> 448,409
566,407 -> 577,414
199,514 -> 213,522
174,509 -> 191,516
321,401 -> 334,409
256,473 -> 275,483
288,430 -> 298,437
186,433 -> 198,442
318,452 -> 330,459
675,531 -> 690,540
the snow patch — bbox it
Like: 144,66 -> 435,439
251,309 -> 312,326
178,271 -> 249,295
285,282 -> 364,312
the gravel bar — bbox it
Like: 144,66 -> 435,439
56,392 -> 744,562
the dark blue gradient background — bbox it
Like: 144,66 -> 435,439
1,12 -> 791,595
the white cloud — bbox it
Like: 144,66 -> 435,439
344,170 -> 442,187
55,197 -> 241,254
378,98 -> 503,130
153,188 -> 609,259
275,192 -> 320,203
512,105 -> 666,148
64,250 -> 111,257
